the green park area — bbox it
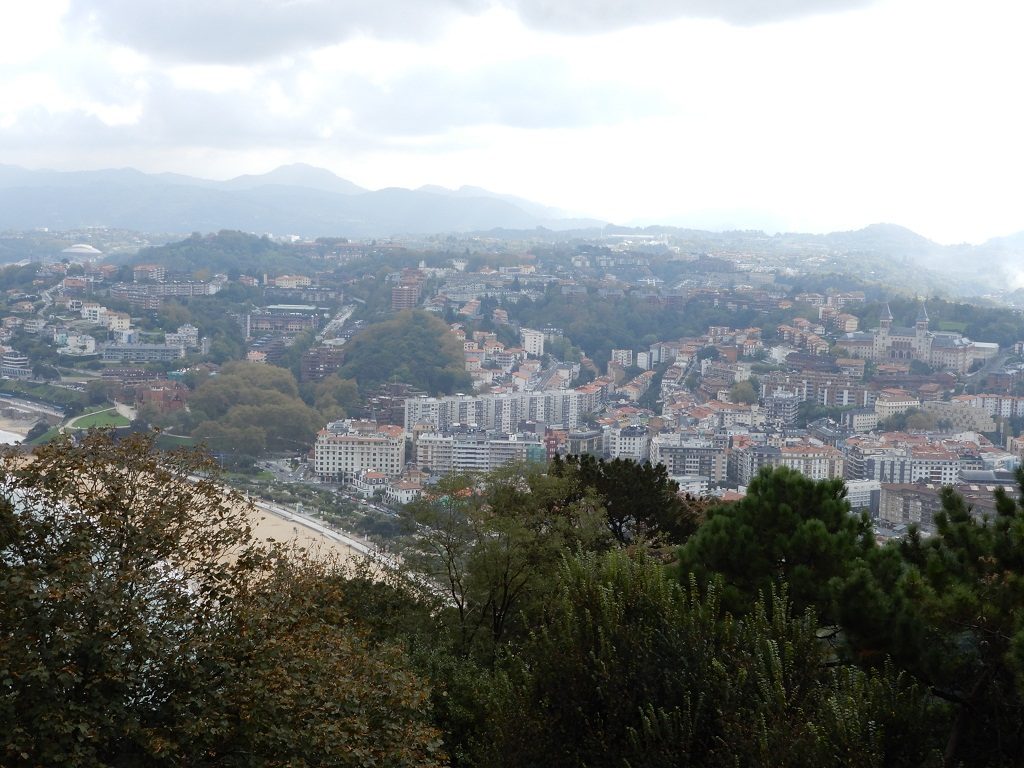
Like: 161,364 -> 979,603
67,407 -> 130,430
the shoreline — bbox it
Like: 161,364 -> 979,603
0,416 -> 32,443
243,497 -> 388,573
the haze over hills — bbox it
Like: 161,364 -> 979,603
0,163 -> 1023,294
0,163 -> 601,237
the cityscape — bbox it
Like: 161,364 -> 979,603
3,0 -> 1024,765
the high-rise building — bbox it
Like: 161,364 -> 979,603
520,328 -> 545,357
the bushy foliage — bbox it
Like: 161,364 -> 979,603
188,361 -> 323,453
0,432 -> 445,767
678,466 -> 874,619
130,230 -> 314,277
340,310 -> 472,395
482,552 -> 944,768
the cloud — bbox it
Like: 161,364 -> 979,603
64,0 -> 878,64
0,49 -> 664,161
64,0 -> 488,64
507,0 -> 878,32
341,59 -> 664,135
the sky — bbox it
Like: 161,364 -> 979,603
1,0 -> 1022,243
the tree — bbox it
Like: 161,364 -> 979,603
340,310 -> 472,395
835,475 -> 1024,767
551,454 -> 701,546
188,361 -> 322,455
484,551 -> 943,768
180,560 -> 447,768
403,465 -> 608,660
677,466 -> 874,620
0,432 -> 446,767
31,363 -> 60,382
728,379 -> 758,405
0,432 -> 272,765
307,373 -> 360,421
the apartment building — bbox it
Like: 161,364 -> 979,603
415,430 -> 546,474
520,328 -> 545,357
649,435 -> 727,483
313,420 -> 406,482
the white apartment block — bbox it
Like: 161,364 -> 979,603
314,421 -> 405,482
520,328 -> 545,357
650,435 -> 727,483
606,425 -> 650,463
844,479 -> 881,513
405,386 -> 610,433
961,394 -> 1024,418
856,450 -> 963,485
415,431 -> 546,475
778,444 -> 845,481
165,323 -> 200,350
80,302 -> 105,323
610,349 -> 634,367
874,391 -> 920,420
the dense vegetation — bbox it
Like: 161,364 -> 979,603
184,361 -> 325,456
4,435 -> 1024,766
500,284 -> 794,367
339,310 -> 472,395
0,433 -> 444,767
125,230 -> 315,277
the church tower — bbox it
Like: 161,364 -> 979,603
914,302 -> 930,362
915,302 -> 929,331
874,303 -> 893,361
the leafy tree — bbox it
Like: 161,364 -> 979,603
180,559 -> 447,768
188,361 -> 322,454
728,379 -> 758,404
305,373 -> 360,421
31,363 -> 60,382
340,310 -> 472,395
677,466 -> 874,619
0,431 -> 446,767
403,465 -> 608,660
551,454 -> 701,546
0,432 -> 272,766
879,407 -> 939,432
836,476 -> 1024,766
484,551 -> 944,768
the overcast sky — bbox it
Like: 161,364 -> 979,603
1,0 -> 1022,243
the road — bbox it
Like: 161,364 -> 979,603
317,304 -> 356,342
0,395 -> 64,419
964,351 -> 1009,379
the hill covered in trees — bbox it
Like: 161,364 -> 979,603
3,436 -> 1023,766
339,310 -> 473,395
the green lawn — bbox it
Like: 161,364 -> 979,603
72,409 -> 130,429
155,433 -> 197,449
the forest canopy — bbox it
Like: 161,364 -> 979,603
340,310 -> 472,395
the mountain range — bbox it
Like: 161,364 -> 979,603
1,163 -> 1022,298
0,163 -> 601,237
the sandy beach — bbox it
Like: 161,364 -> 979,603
0,415 -> 35,441
240,498 -> 396,580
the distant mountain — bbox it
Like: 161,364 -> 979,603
0,164 -> 598,237
822,222 -> 942,257
220,163 -> 367,195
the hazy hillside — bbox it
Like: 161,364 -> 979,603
0,164 -> 589,237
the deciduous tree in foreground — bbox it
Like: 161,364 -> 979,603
0,431 -> 444,768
